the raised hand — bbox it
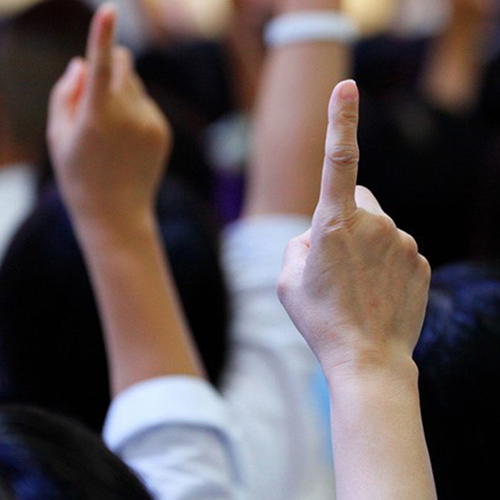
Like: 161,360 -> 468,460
48,4 -> 170,222
47,4 -> 202,396
450,0 -> 498,21
278,79 -> 436,500
278,79 -> 431,379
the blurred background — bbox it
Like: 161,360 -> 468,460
0,3 -> 500,499
0,0 -> 453,40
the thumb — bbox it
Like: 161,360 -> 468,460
48,58 -> 86,135
278,230 -> 311,302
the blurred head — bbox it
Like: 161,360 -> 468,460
0,0 -> 91,161
0,405 -> 151,499
0,178 -> 229,431
414,261 -> 500,500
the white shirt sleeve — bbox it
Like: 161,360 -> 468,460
103,215 -> 335,500
221,215 -> 335,500
103,377 -> 243,500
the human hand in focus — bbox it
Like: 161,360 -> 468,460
48,4 -> 171,224
278,80 -> 431,380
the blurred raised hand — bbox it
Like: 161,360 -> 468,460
421,0 -> 498,112
48,4 -> 171,222
47,4 -> 202,396
450,0 -> 498,22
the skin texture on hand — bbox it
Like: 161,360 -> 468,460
278,80 -> 436,500
278,80 -> 431,377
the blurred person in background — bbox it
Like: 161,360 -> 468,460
355,0 -> 500,267
0,0 -> 91,261
0,0 -> 355,497
41,0 -> 356,498
0,0 -> 229,431
0,406 -> 153,499
48,5 -> 436,499
0,177 -> 229,431
415,262 -> 500,499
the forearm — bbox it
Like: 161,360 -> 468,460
244,0 -> 350,217
421,17 -> 492,113
72,210 -> 204,396
226,20 -> 265,113
326,360 -> 436,500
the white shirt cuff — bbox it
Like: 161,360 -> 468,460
103,376 -> 232,451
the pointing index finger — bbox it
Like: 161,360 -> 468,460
318,80 -> 360,217
85,3 -> 116,106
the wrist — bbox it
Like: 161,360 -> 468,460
325,358 -> 420,423
62,185 -> 155,229
322,350 -> 419,395
71,205 -> 158,249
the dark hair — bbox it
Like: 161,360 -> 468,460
0,0 -> 92,154
414,261 -> 500,500
0,405 -> 151,499
0,178 -> 229,431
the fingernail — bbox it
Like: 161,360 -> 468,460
339,80 -> 358,102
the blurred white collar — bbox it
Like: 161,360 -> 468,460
0,163 -> 38,264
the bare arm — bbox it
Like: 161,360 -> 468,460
218,3 -> 353,497
47,5 -> 204,397
244,0 -> 350,217
421,0 -> 497,114
278,80 -> 437,500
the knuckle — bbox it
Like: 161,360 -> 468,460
337,107 -> 358,127
315,209 -> 358,237
370,214 -> 397,239
276,271 -> 290,303
144,116 -> 170,150
290,234 -> 305,246
325,144 -> 360,169
131,74 -> 145,93
282,236 -> 299,263
277,237 -> 302,299
399,231 -> 419,258
418,255 -> 432,283
358,214 -> 398,250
